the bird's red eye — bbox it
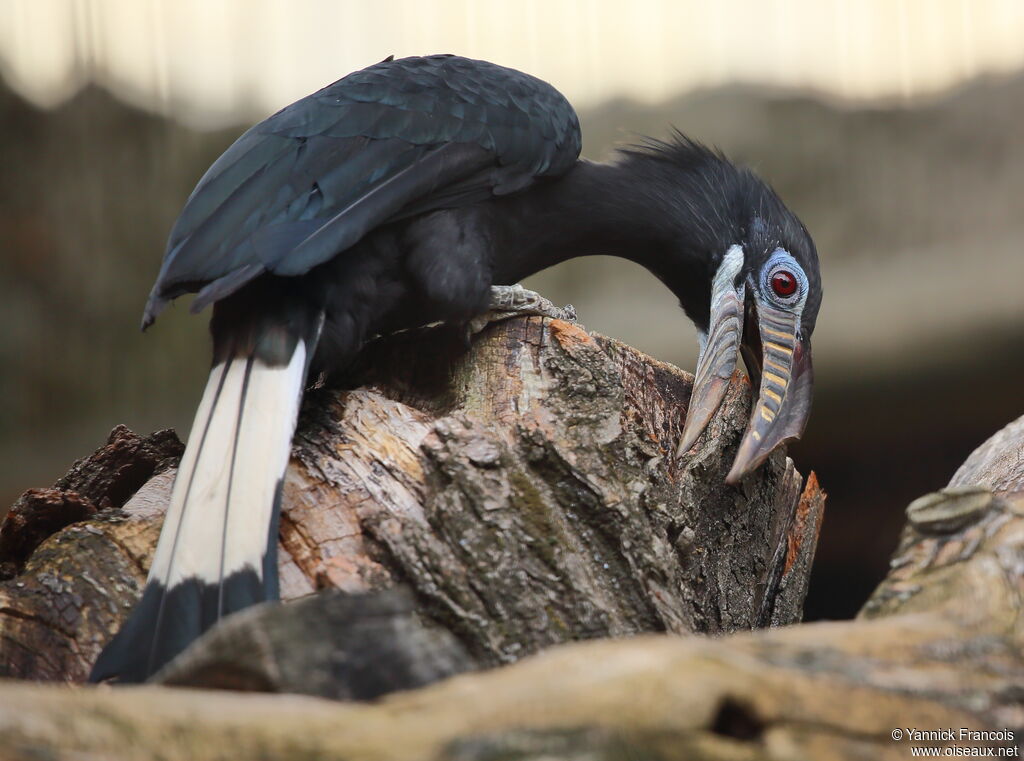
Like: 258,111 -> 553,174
771,270 -> 798,297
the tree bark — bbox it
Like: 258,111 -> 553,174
5,311 -> 1024,758
0,313 -> 822,685
0,412 -> 1021,760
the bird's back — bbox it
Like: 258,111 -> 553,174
145,55 -> 581,325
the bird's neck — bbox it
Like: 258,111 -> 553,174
491,159 -> 715,316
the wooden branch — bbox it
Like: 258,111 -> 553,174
0,427 -> 182,682
3,410 -> 1023,758
0,313 -> 821,686
4,310 -> 1023,757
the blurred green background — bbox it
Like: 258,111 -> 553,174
2,0 -> 1023,621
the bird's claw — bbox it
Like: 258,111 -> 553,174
467,285 -> 577,335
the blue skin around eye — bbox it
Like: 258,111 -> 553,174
760,249 -> 807,306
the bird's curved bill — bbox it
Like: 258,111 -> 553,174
676,247 -> 745,459
676,250 -> 813,484
726,299 -> 813,484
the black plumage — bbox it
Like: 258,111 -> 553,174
145,54 -> 580,323
91,54 -> 821,683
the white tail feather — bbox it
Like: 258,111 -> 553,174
148,341 -> 307,591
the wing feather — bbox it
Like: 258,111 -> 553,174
145,55 -> 581,324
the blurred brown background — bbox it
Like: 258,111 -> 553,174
2,0 -> 1023,621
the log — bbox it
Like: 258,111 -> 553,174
0,312 -> 822,686
3,411 -> 1024,759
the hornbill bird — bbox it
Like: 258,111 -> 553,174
90,54 -> 821,683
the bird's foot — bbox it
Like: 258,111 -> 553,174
488,284 -> 577,319
468,285 -> 577,335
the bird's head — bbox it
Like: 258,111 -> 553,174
621,135 -> 821,483
676,158 -> 820,483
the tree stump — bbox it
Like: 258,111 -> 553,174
0,312 -> 822,685
4,315 -> 1024,759
4,415 -> 1024,761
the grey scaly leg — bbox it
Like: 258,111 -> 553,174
468,284 -> 577,335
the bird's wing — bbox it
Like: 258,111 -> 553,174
144,55 -> 582,324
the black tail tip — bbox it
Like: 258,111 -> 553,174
90,570 -> 271,683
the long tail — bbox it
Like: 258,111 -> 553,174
90,330 -> 313,683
